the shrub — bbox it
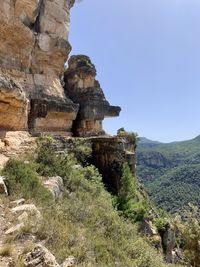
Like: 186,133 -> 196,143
117,128 -> 139,149
181,207 -> 200,266
2,159 -> 53,205
117,164 -> 148,222
68,138 -> 92,165
36,135 -> 59,176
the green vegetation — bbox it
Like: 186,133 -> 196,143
117,128 -> 139,149
137,135 -> 200,213
170,206 -> 200,267
118,164 -> 148,222
1,135 -> 179,267
180,210 -> 200,266
2,159 -> 53,205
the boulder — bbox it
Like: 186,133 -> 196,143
5,222 -> 24,235
42,176 -> 64,200
61,256 -> 76,267
11,198 -> 25,207
11,204 -> 41,220
23,244 -> 60,267
138,219 -> 158,236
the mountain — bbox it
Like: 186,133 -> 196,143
137,135 -> 200,213
139,137 -> 162,148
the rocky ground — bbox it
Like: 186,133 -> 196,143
0,178 -> 75,267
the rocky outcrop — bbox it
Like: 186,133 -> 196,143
64,55 -> 121,136
0,0 -> 78,135
91,136 -> 135,193
0,176 -> 8,195
0,1 -> 121,137
42,176 -> 64,200
162,224 -> 176,263
23,244 -> 60,267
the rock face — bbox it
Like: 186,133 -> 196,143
91,136 -> 135,193
162,224 -> 176,263
64,55 -> 121,136
0,74 -> 28,130
0,0 -> 78,135
23,244 -> 60,267
0,2 -> 120,137
42,176 -> 64,200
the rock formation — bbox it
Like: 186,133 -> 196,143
0,0 -> 78,135
64,55 -> 121,136
0,1 -> 121,137
91,136 -> 136,193
23,244 -> 60,267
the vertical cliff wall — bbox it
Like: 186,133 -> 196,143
0,0 -> 78,134
91,136 -> 136,193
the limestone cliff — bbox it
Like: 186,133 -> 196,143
91,136 -> 135,193
0,1 -> 120,137
64,55 -> 121,136
0,0 -> 78,135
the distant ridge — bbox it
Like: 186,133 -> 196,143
139,137 -> 162,144
137,134 -> 200,213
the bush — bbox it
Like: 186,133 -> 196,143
68,138 -> 92,166
2,159 -> 53,205
36,135 -> 60,176
117,128 -> 139,149
117,164 -> 148,222
181,207 -> 200,266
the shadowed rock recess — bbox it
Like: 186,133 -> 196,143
0,0 -> 120,137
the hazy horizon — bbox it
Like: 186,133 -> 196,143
70,0 -> 200,142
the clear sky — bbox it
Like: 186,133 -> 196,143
69,0 -> 200,142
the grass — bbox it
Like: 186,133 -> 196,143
0,244 -> 12,257
1,137 -> 186,267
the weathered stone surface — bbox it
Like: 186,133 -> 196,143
5,222 -> 24,235
15,0 -> 40,26
0,1 -> 121,138
61,256 -> 76,267
139,219 -> 158,236
11,204 -> 41,219
0,176 -> 8,195
42,176 -> 64,200
11,198 -> 25,207
65,55 -> 121,136
0,74 -> 28,130
91,136 -> 135,193
163,224 -> 176,263
23,244 -> 60,267
0,0 -> 78,135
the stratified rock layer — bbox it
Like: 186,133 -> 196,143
0,2 -> 121,137
91,136 -> 136,193
0,0 -> 78,135
65,55 -> 121,136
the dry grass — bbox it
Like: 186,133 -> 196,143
0,244 -> 12,257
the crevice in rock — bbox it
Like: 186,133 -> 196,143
32,0 -> 44,33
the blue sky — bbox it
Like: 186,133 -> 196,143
69,0 -> 200,142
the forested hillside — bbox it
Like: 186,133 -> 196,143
137,136 -> 200,213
